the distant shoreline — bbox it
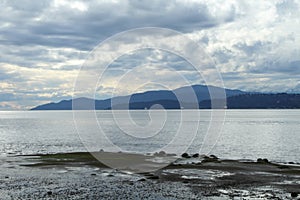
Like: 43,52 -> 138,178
29,108 -> 300,111
31,94 -> 300,110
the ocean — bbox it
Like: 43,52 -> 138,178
0,110 -> 299,163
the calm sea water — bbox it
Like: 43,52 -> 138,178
0,110 -> 299,163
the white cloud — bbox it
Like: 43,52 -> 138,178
0,63 -> 78,109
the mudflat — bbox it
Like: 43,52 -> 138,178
1,152 -> 299,199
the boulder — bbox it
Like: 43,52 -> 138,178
291,192 -> 298,198
181,153 -> 190,158
192,153 -> 199,158
257,158 -> 269,163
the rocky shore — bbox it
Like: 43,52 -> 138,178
0,152 -> 299,199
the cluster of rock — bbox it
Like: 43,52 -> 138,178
180,153 -> 219,163
256,158 -> 269,163
153,151 -> 176,157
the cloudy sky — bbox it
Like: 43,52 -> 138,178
0,0 -> 300,110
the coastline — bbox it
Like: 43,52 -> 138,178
1,151 -> 299,199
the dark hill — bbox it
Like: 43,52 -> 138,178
31,84 -> 245,110
31,85 -> 300,110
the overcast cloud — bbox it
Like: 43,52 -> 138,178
0,0 -> 299,109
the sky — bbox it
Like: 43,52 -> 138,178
0,0 -> 300,110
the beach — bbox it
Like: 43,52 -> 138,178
1,152 -> 299,199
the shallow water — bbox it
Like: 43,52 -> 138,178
0,110 -> 299,163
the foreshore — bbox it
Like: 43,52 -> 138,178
1,151 -> 299,199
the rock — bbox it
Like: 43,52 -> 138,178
166,153 -> 177,156
47,191 -> 52,195
158,151 -> 166,156
138,178 -> 146,182
91,173 -> 96,176
202,158 -> 218,163
5,176 -> 9,179
257,158 -> 269,163
69,190 -> 77,195
107,174 -> 114,177
262,158 -> 269,163
181,153 -> 190,158
192,153 -> 199,158
288,162 -> 295,164
201,155 -> 219,163
99,149 -> 104,152
291,192 -> 298,198
147,175 -> 159,180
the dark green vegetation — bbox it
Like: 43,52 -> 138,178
20,152 -> 106,168
200,93 -> 300,109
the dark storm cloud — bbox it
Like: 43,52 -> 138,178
108,49 -> 196,73
1,0 -> 237,51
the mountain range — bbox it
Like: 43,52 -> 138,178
31,85 -> 300,110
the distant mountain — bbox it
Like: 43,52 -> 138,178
31,84 -> 246,110
110,93 -> 300,109
32,85 -> 300,110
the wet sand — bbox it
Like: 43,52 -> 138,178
1,152 -> 300,199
